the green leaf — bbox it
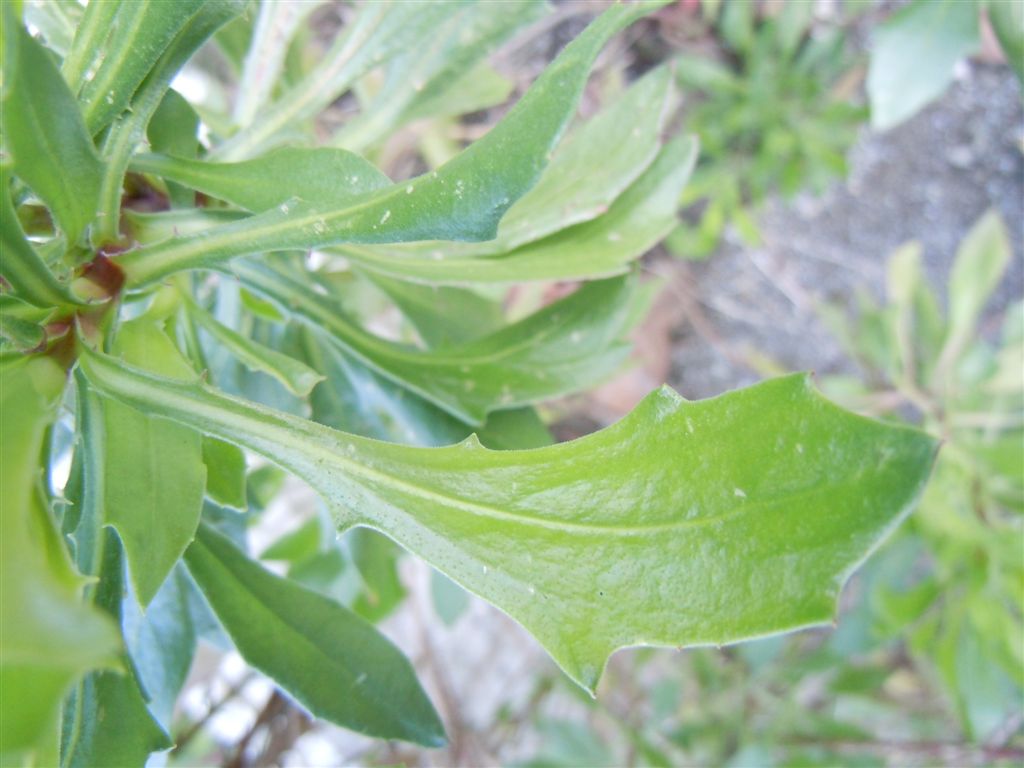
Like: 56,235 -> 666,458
1,12 -> 102,245
185,296 -> 324,396
939,210 -> 1011,371
0,356 -> 120,760
0,169 -> 80,308
334,1 -> 548,151
336,134 -> 697,284
81,350 -> 938,693
202,437 -> 248,510
183,521 -> 446,746
75,0 -> 207,134
95,320 -> 206,606
236,262 -> 639,425
868,0 -> 980,131
114,3 -> 669,286
233,0 -> 324,128
130,147 -> 392,213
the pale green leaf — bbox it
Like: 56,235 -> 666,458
183,521 -> 446,745
0,356 -> 120,760
114,3 -> 669,286
939,210 -> 1012,370
1,14 -> 102,245
868,0 -> 980,131
92,0 -> 248,244
235,262 -> 639,425
97,320 -> 206,606
431,570 -> 469,627
336,134 -> 697,284
130,147 -> 391,213
81,350 -> 938,693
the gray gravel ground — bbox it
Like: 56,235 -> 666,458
668,62 -> 1024,400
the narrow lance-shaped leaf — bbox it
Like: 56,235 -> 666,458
114,2 -> 669,287
81,350 -> 938,692
1,12 -> 102,245
235,262 -> 639,425
184,521 -> 446,746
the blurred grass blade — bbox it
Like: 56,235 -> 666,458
82,348 -> 938,693
215,1 -> 455,160
184,521 -> 446,746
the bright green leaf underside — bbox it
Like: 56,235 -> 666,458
81,351 -> 937,692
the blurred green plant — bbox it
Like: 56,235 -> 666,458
868,0 -> 1022,132
667,0 -> 865,258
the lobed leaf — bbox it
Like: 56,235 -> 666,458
81,349 -> 938,693
183,521 -> 446,746
94,321 -> 206,606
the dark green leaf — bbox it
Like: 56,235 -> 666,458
183,521 -> 446,746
